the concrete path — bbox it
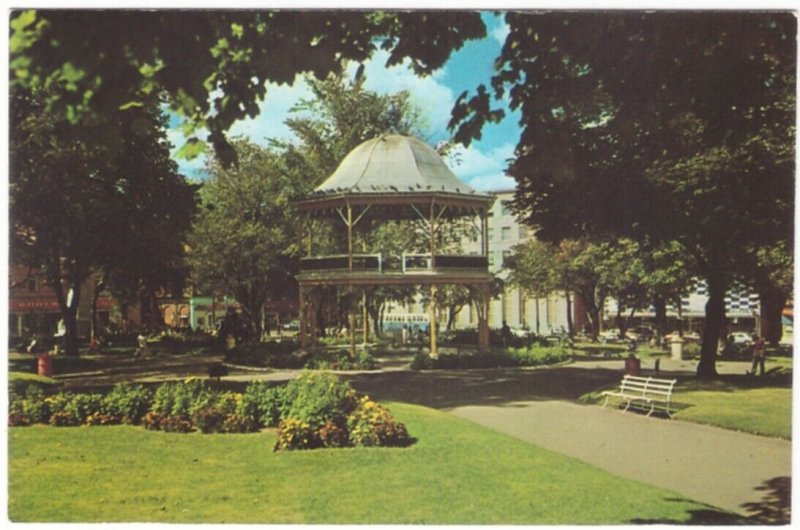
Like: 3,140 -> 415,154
50,353 -> 791,519
450,400 -> 790,518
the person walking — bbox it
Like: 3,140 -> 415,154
750,336 -> 767,376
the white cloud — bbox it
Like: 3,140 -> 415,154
228,76 -> 315,144
349,50 -> 456,140
446,142 -> 516,192
491,20 -> 510,47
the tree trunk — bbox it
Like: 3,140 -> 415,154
697,275 -> 726,378
759,284 -> 786,346
91,281 -> 102,342
52,280 -> 82,358
564,290 -> 574,337
653,295 -> 668,340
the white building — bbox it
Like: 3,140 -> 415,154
455,190 -> 572,334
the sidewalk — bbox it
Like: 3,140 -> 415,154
449,400 -> 790,517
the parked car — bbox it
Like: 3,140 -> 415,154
598,329 -> 623,343
282,320 -> 300,331
665,331 -> 701,344
729,331 -> 754,346
627,326 -> 657,343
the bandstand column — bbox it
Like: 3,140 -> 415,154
298,283 -> 308,349
309,289 -> 318,347
478,283 -> 490,350
347,202 -> 356,357
362,290 -> 369,345
429,284 -> 438,357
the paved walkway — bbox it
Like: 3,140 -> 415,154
52,353 -> 791,519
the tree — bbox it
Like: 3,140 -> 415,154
507,239 -> 606,339
450,12 -> 795,377
10,87 -> 197,356
747,241 -> 793,346
11,10 -> 485,168
187,140 -> 307,339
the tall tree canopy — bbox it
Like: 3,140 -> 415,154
187,140 -> 307,338
10,10 -> 485,167
451,12 -> 795,377
10,87 -> 197,356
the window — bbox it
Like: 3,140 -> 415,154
502,250 -> 511,267
501,226 -> 512,241
488,253 -> 495,267
487,228 -> 494,240
500,201 -> 512,216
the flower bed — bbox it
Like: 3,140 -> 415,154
8,372 -> 411,451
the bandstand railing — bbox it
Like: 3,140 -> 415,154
299,253 -> 488,274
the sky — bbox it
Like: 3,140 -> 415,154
172,12 -> 520,192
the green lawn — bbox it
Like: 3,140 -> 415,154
8,403 -> 739,524
672,381 -> 792,439
582,372 -> 792,440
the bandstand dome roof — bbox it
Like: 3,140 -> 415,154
295,134 -> 494,214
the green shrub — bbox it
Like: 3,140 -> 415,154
241,382 -> 286,428
151,379 -> 211,421
221,413 -> 256,434
191,407 -> 227,433
684,343 -> 701,358
102,383 -> 153,424
280,371 -> 358,431
274,418 -> 321,451
413,346 -> 568,370
49,411 -> 79,427
318,420 -> 349,448
64,393 -> 104,425
215,392 -> 240,416
20,386 -> 49,424
347,396 -> 410,447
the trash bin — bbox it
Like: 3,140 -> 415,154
624,354 -> 641,375
670,337 -> 684,361
37,353 -> 53,377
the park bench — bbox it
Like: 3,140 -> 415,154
207,363 -> 229,382
601,375 -> 677,418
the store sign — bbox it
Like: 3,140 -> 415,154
10,299 -> 60,312
10,297 -> 114,312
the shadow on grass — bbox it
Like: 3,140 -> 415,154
631,477 -> 791,525
741,476 -> 791,525
629,499 -> 750,525
343,366 -> 623,410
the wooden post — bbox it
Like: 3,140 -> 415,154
478,283 -> 490,350
298,283 -> 308,349
347,202 -> 356,357
362,290 -> 369,346
309,289 -> 318,347
430,284 -> 438,357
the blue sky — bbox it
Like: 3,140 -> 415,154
172,12 -> 520,191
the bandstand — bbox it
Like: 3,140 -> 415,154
293,134 -> 495,356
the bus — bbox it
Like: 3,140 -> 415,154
382,313 -> 430,333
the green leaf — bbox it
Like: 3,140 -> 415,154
175,138 -> 207,160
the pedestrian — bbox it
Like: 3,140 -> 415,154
401,324 -> 408,345
501,320 -> 512,347
750,336 -> 766,376
135,333 -> 148,358
416,326 -> 425,353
